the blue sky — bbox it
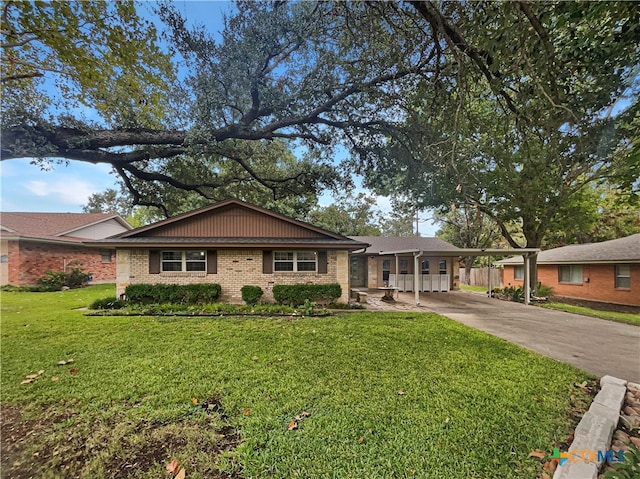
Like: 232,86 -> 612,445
0,1 -> 439,235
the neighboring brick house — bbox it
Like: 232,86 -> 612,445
90,199 -> 369,303
348,236 -> 461,292
0,212 -> 132,286
498,234 -> 640,307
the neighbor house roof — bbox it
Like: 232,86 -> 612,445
0,212 -> 132,244
92,199 -> 369,250
496,234 -> 640,265
349,236 -> 461,255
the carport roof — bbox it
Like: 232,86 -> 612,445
349,236 -> 460,255
377,247 -> 540,257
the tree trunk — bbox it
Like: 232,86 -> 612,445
463,256 -> 474,285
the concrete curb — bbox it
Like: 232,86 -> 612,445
553,375 -> 627,479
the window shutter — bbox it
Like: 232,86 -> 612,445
318,250 -> 328,274
390,259 -> 396,274
263,250 -> 273,274
149,250 -> 160,274
207,250 -> 217,274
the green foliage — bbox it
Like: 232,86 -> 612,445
361,1 -> 640,270
494,286 -> 525,303
124,283 -> 221,305
82,188 -> 136,218
307,193 -> 383,236
327,302 -> 365,310
378,197 -> 420,237
301,299 -> 317,316
240,285 -> 263,306
604,444 -> 640,479
1,0 -> 173,128
272,283 -> 342,306
0,285 -> 33,292
88,296 -> 126,310
536,284 -> 554,298
36,264 -> 91,292
87,302 -> 321,317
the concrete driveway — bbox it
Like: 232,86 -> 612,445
395,291 -> 640,383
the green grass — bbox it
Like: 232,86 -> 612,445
1,285 -> 594,478
459,284 -> 488,293
539,302 -> 640,326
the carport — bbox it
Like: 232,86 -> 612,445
379,247 -> 540,306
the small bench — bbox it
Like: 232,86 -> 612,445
350,289 -> 368,303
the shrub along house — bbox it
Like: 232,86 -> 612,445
498,234 -> 640,307
0,212 -> 132,286
90,199 -> 368,303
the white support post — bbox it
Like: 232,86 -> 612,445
523,254 -> 530,306
487,255 -> 492,298
395,255 -> 399,288
414,253 -> 420,306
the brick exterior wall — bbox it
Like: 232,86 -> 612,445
502,263 -> 640,306
116,248 -> 350,303
5,240 -> 116,286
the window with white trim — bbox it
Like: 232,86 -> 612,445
438,260 -> 447,275
100,250 -> 112,263
274,251 -> 317,272
615,264 -> 631,289
514,265 -> 524,280
558,265 -> 582,284
161,251 -> 206,272
399,259 -> 409,274
382,259 -> 391,282
421,259 -> 430,275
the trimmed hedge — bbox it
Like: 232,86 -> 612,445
241,285 -> 263,305
124,283 -> 221,305
272,283 -> 341,306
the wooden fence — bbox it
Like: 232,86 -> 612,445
459,267 -> 503,287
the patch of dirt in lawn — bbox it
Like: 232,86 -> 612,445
1,403 -> 244,479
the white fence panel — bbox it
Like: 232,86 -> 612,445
390,274 -> 450,292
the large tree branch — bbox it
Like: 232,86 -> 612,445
407,0 -> 520,117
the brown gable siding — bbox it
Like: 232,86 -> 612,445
143,205 -> 321,239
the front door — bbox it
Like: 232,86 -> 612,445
350,256 -> 367,288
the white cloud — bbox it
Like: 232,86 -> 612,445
25,179 -> 95,205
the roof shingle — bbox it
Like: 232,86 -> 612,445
348,236 -> 459,254
0,212 -> 125,242
497,234 -> 640,264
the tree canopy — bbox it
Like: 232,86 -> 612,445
358,1 -> 639,260
2,0 -> 638,253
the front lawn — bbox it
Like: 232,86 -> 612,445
1,285 -> 594,478
459,284 -> 488,293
